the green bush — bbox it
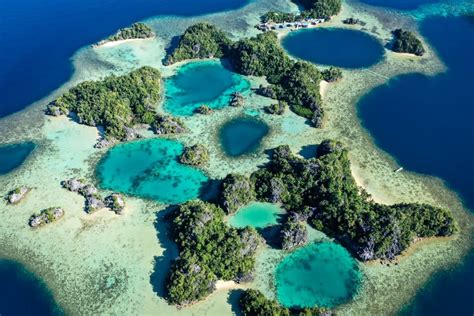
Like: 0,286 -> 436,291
392,29 -> 425,56
105,22 -> 154,42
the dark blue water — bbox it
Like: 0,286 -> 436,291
0,260 -> 62,315
0,0 -> 250,119
220,117 -> 269,157
357,15 -> 474,314
356,0 -> 439,10
0,142 -> 35,175
282,28 -> 385,69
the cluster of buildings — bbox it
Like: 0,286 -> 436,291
257,18 -> 326,32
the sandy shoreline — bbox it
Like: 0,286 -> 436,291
94,37 -> 153,48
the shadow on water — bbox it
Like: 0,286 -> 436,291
228,289 -> 245,316
162,35 -> 182,64
199,178 -> 222,204
150,205 -> 179,299
259,225 -> 282,249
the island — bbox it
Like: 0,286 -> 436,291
95,22 -> 154,46
29,207 -> 65,228
179,144 -> 210,168
166,200 -> 260,306
166,25 -> 325,127
46,66 -> 163,145
6,186 -> 30,204
391,29 -> 425,56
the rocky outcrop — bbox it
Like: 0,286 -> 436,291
7,187 -> 30,204
85,194 -> 106,214
179,144 -> 209,168
152,115 -> 186,135
220,174 -> 256,214
229,92 -> 244,107
62,179 -> 106,214
264,101 -> 287,115
105,193 -> 126,215
195,105 -> 213,115
281,213 -> 308,251
61,178 -> 86,193
29,207 -> 65,228
254,85 -> 277,99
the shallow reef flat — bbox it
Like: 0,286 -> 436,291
0,0 -> 473,315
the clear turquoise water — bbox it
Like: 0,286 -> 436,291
275,242 -> 361,308
96,138 -> 208,204
282,28 -> 385,69
0,260 -> 62,315
0,142 -> 35,175
164,61 -> 250,116
219,116 -> 270,157
228,202 -> 284,229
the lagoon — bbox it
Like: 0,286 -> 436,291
164,61 -> 250,116
228,202 -> 284,229
219,116 -> 270,157
275,242 -> 361,308
96,139 -> 208,204
0,142 -> 35,175
282,28 -> 384,69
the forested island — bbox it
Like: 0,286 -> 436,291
96,22 -> 154,46
391,29 -> 425,56
261,0 -> 342,24
162,140 -> 456,310
166,23 -> 325,126
46,66 -> 166,143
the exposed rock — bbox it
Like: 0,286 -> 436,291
29,207 -> 65,228
254,84 -> 277,99
105,193 -> 126,215
79,184 -> 98,197
94,137 -> 116,149
124,126 -> 142,141
264,101 -> 287,115
239,228 -> 260,256
61,178 -> 86,193
235,272 -> 254,283
85,194 -> 105,214
7,187 -> 29,204
281,213 -> 308,251
194,105 -> 213,115
152,115 -> 186,135
229,92 -> 244,107
220,174 -> 256,214
342,17 -> 366,26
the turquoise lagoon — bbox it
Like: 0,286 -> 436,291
164,61 -> 250,116
228,202 -> 284,229
96,139 -> 207,204
219,116 -> 270,157
0,142 -> 35,175
282,28 -> 385,69
275,242 -> 361,308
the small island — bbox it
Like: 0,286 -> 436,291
29,207 -> 65,228
392,29 -> 425,56
264,101 -> 287,115
95,22 -> 154,47
6,186 -> 30,204
179,144 -> 210,168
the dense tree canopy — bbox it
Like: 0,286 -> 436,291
392,29 -> 425,56
296,0 -> 342,18
165,22 -> 232,65
167,201 -> 260,305
247,140 -> 457,261
104,22 -> 154,43
47,66 -> 162,140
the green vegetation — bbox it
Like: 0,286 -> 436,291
47,67 -> 161,140
264,100 -> 287,115
167,201 -> 260,306
179,144 -> 210,168
392,29 -> 425,56
103,22 -> 154,43
195,105 -> 213,115
220,174 -> 256,214
165,22 -> 232,65
29,207 -> 65,228
240,289 -> 289,316
151,115 -> 186,135
281,213 -> 308,250
296,0 -> 342,19
261,11 -> 298,23
239,289 -> 330,315
322,67 -> 343,82
245,140 -> 458,261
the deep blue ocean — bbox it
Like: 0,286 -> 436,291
0,0 -> 250,118
358,15 -> 474,315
